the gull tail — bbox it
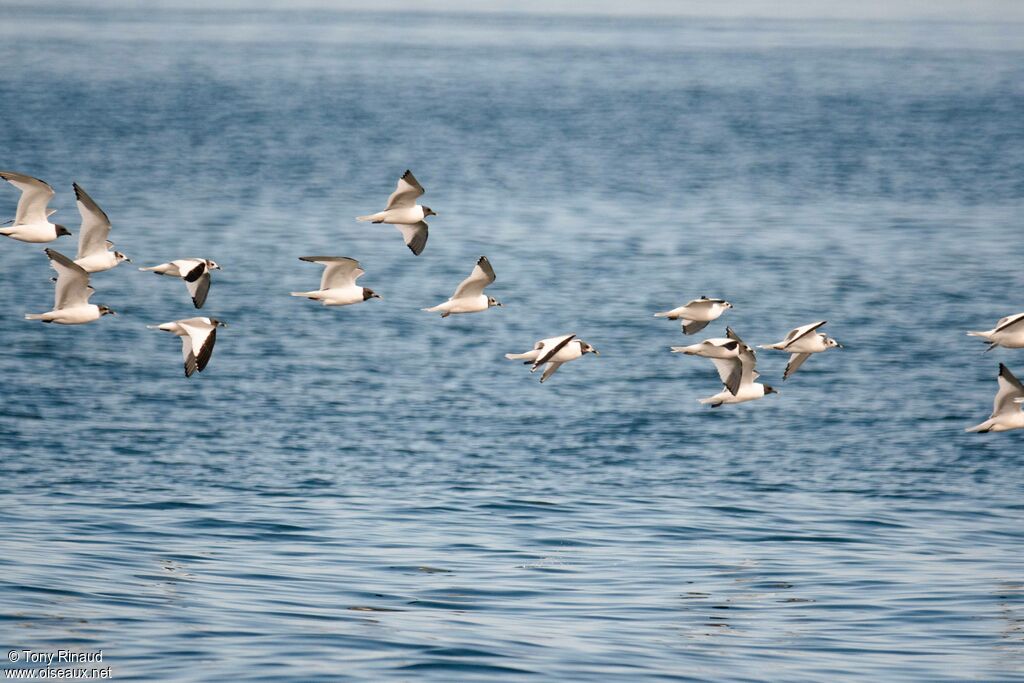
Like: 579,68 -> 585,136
357,212 -> 385,223
291,291 -> 319,298
24,313 -> 44,320
505,352 -> 537,361
966,330 -> 991,338
653,311 -> 676,319
138,265 -> 161,272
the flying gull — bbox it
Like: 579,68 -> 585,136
25,248 -> 115,324
758,320 -> 842,380
290,256 -> 381,306
71,183 -> 130,272
966,364 -> 1024,433
968,313 -> 1024,351
422,256 -> 501,317
505,333 -> 599,383
654,296 -> 732,335
148,317 -> 226,378
695,328 -> 777,406
356,169 -> 436,255
0,171 -> 71,243
140,258 -> 221,308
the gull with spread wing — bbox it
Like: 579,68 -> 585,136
654,296 -> 732,335
356,170 -> 436,255
966,364 -> 1024,433
968,313 -> 1024,351
71,183 -> 131,272
290,256 -> 381,306
0,171 -> 71,243
422,256 -> 501,317
696,329 -> 777,406
505,333 -> 599,383
25,248 -> 115,324
148,317 -> 226,378
140,258 -> 221,308
758,320 -> 842,380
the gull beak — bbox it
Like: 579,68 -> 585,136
592,349 -> 600,356
125,256 -> 133,263
374,293 -> 383,299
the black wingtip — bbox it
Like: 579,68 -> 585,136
73,182 -> 83,199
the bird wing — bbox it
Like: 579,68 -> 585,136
186,272 -> 211,309
180,336 -> 198,377
0,171 -> 55,225
396,222 -> 428,255
681,319 -> 710,335
992,363 -> 1024,418
178,318 -> 218,373
451,256 -> 496,300
73,183 -> 112,259
532,334 -> 576,370
685,297 -> 726,310
46,248 -> 93,309
994,313 -> 1024,334
781,320 -> 828,349
784,353 -> 811,380
710,356 -> 743,396
299,256 -> 363,290
540,362 -> 563,383
384,169 -> 425,210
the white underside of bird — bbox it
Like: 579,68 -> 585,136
293,286 -> 367,306
689,329 -> 776,406
140,258 -> 219,308
1,221 -> 64,243
423,294 -> 490,316
25,303 -> 105,325
148,317 -> 224,377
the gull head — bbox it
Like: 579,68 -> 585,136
209,319 -> 227,328
115,251 -> 131,264
824,335 -> 842,349
55,225 -> 72,237
581,341 -> 599,356
98,305 -> 116,316
488,296 -> 502,308
722,301 -> 733,309
363,288 -> 382,301
764,385 -> 778,395
423,207 -> 437,218
205,259 -> 222,270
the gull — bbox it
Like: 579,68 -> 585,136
140,258 -> 221,308
25,248 -> 115,324
758,320 -> 842,380
0,171 -> 71,243
695,328 -> 777,406
422,256 -> 501,317
966,364 -> 1024,433
290,256 -> 381,306
148,317 -> 226,378
671,328 -> 747,360
71,182 -> 130,272
505,333 -> 599,383
356,169 -> 436,255
967,313 -> 1024,351
654,296 -> 732,335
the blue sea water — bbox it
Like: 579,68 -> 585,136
1,4 -> 1023,681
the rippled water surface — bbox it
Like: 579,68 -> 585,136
1,4 -> 1023,681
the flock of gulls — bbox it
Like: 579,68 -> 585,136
2,168 -> 1023,432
